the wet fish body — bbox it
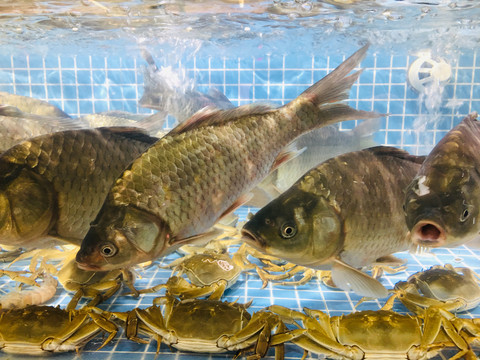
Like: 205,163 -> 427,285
0,106 -> 165,153
0,91 -> 70,118
242,146 -> 425,298
139,51 -> 235,124
404,112 -> 480,249
0,106 -> 86,152
76,45 -> 380,271
79,111 -> 167,137
0,127 -> 158,249
249,119 -> 379,207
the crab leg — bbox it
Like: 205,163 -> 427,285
421,306 -> 472,358
0,269 -> 38,286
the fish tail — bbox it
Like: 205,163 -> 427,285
283,44 -> 381,132
139,50 -> 167,111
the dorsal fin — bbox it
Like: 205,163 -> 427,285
365,146 -> 425,164
168,103 -> 275,136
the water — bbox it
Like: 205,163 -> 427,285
0,1 -> 480,359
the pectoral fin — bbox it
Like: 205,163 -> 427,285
217,193 -> 253,222
270,144 -> 306,173
331,259 -> 388,298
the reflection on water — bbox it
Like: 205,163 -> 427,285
0,0 -> 479,56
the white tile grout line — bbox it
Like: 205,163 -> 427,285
58,55 -> 66,114
26,54 -> 32,99
73,56 -> 80,118
1,52 -> 480,359
469,51 -> 477,114
10,55 -> 16,94
89,55 -> 95,113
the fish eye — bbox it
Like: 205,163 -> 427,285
100,243 -> 117,258
460,208 -> 471,222
280,222 -> 297,239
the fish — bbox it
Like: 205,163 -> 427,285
79,111 -> 168,137
0,127 -> 158,249
139,50 -> 235,125
248,118 -> 380,207
80,111 -> 148,127
0,91 -> 71,118
76,44 -> 380,272
241,146 -> 425,298
0,106 -> 166,153
0,105 -> 87,152
404,112 -> 480,249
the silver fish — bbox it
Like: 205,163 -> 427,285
79,111 -> 167,137
0,105 -> 86,152
139,50 -> 235,125
0,91 -> 70,118
248,118 -> 380,207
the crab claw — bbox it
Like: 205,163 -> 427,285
410,220 -> 446,248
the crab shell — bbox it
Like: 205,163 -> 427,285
174,251 -> 243,288
268,305 -> 477,360
57,259 -> 126,294
120,297 -> 285,355
334,310 -> 425,358
400,264 -> 480,312
0,305 -> 117,354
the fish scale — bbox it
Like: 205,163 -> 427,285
0,127 -> 158,249
242,146 -> 425,298
115,119 -> 282,237
76,45 -> 379,271
305,150 -> 421,267
404,112 -> 480,249
120,110 -> 321,231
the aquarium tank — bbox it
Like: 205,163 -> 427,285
1,1 -> 480,359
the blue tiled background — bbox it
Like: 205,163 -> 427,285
0,49 -> 480,359
1,50 -> 479,156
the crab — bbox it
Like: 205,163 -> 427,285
0,247 -> 23,263
268,304 -> 480,360
113,295 -> 302,359
140,244 -> 257,300
0,305 -> 117,354
57,258 -> 137,310
0,269 -> 39,286
385,264 -> 480,314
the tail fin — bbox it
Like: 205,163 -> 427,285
285,44 -> 381,130
299,44 -> 369,106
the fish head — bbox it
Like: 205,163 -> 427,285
76,204 -> 169,271
404,168 -> 480,248
0,164 -> 54,247
241,189 -> 342,267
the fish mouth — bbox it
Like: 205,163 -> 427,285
75,248 -> 105,272
75,261 -> 102,272
410,220 -> 446,248
241,228 -> 265,249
